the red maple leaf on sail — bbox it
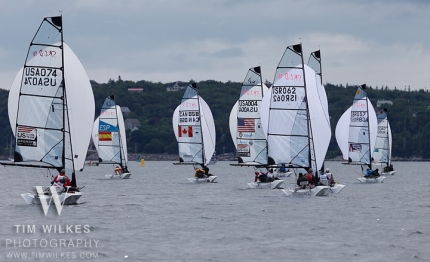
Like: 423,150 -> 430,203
178,126 -> 193,137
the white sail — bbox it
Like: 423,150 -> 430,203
307,50 -> 331,171
6,16 -> 94,179
306,66 -> 331,171
335,85 -> 377,166
373,108 -> 391,166
260,44 -> 314,168
228,83 -> 268,149
92,96 -> 128,168
228,66 -> 267,165
173,84 -> 216,166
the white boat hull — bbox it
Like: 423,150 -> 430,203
247,180 -> 285,189
105,172 -> 132,179
329,183 -> 346,194
357,176 -> 386,183
21,191 -> 82,205
188,176 -> 217,183
282,185 -> 330,196
381,171 -> 395,176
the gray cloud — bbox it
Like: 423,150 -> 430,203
0,0 -> 429,90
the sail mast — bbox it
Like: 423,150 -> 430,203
363,84 -> 372,170
194,83 -> 206,165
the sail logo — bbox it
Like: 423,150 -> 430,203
33,49 -> 57,58
180,101 -> 197,109
98,132 -> 112,141
17,126 -> 37,147
241,88 -> 260,97
349,143 -> 362,152
34,186 -> 66,216
178,126 -> 193,137
237,143 -> 250,153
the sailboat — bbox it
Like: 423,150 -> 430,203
1,16 -> 95,204
335,84 -> 385,183
373,108 -> 395,175
92,95 -> 131,179
172,83 -> 217,183
255,43 -> 331,196
228,66 -> 285,189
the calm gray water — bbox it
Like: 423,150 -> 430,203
0,161 -> 429,262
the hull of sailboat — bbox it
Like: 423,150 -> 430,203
105,172 -> 132,179
21,192 -> 82,205
381,171 -> 396,176
247,180 -> 285,189
282,185 -> 330,196
188,176 -> 217,183
329,183 -> 346,194
357,176 -> 386,183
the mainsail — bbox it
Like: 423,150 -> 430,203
260,43 -> 315,169
172,83 -> 216,166
335,84 -> 377,168
373,108 -> 391,167
229,66 -> 267,165
5,16 -> 95,185
92,95 -> 128,170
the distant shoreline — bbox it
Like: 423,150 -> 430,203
89,153 -> 430,162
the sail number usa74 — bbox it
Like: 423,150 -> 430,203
24,67 -> 58,86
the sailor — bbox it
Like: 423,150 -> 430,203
296,173 -> 308,188
254,171 -> 260,182
51,169 -> 71,193
319,171 -> 329,186
115,165 -> 123,175
324,168 -> 335,185
194,168 -> 206,178
202,165 -> 211,177
305,168 -> 315,186
365,168 -> 373,178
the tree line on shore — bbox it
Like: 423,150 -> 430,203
1,77 -> 430,160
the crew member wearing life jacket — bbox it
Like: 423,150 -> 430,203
115,165 -> 123,175
195,168 -> 206,178
51,169 -> 71,193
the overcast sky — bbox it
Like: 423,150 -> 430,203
0,0 -> 429,91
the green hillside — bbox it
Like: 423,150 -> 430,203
1,78 -> 430,160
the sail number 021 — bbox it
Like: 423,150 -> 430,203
272,87 -> 296,102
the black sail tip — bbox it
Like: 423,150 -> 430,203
292,44 -> 302,54
314,50 -> 321,59
191,83 -> 197,89
361,84 -> 366,90
109,94 -> 115,100
253,66 -> 261,74
50,16 -> 62,27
